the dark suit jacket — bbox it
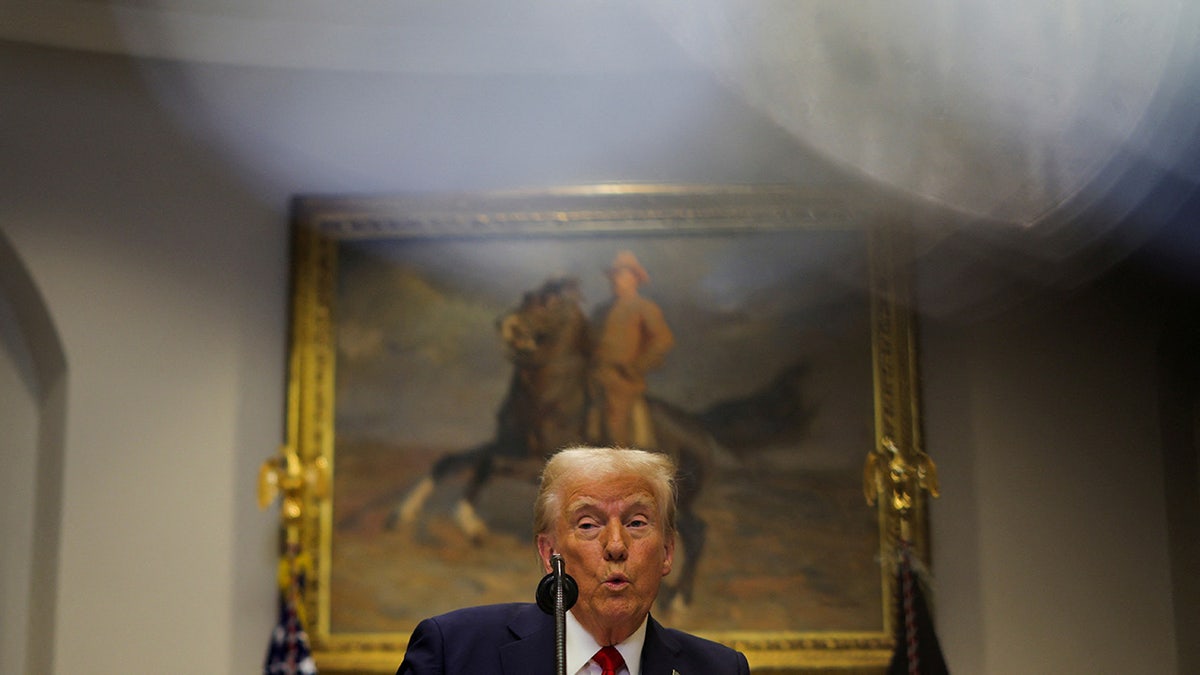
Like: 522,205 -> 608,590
397,603 -> 750,675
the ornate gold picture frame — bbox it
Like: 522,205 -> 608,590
279,184 -> 928,673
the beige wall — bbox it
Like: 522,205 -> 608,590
1,40 -> 1191,673
919,259 -> 1179,672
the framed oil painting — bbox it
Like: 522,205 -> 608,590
282,185 -> 928,673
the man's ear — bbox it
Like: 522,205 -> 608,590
661,533 -> 676,577
536,534 -> 556,573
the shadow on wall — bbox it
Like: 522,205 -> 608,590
0,229 -> 67,675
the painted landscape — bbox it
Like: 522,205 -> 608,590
324,229 -> 883,636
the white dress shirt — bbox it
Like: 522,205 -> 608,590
565,609 -> 647,675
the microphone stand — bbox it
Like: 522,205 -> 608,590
536,553 -> 578,675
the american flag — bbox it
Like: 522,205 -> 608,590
263,572 -> 318,675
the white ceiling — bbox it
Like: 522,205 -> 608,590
4,0 -> 1199,233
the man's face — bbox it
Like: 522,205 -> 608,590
608,267 -> 640,298
537,472 -> 674,644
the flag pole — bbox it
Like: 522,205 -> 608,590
259,221 -> 332,674
864,436 -> 944,674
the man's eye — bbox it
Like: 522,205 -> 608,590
627,517 -> 649,528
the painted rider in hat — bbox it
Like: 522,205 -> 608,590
588,251 -> 675,448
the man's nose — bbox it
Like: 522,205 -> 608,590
602,523 -> 629,560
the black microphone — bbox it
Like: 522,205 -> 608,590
536,553 -> 578,614
537,553 -> 578,675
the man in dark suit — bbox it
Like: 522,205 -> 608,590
398,446 -> 751,675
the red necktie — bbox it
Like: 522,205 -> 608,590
592,645 -> 625,675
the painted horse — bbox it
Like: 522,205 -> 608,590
389,276 -> 716,610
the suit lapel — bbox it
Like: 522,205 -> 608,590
639,615 -> 681,675
498,605 -> 556,675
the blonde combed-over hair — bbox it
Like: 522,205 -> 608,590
533,446 -> 677,538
